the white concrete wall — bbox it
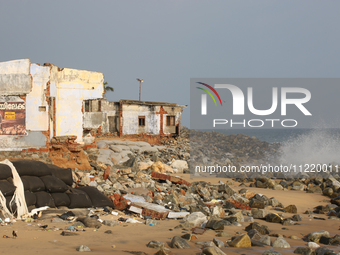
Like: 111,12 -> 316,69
122,104 -> 160,135
0,59 -> 105,148
0,59 -> 48,150
0,59 -> 30,74
0,59 -> 32,95
55,68 -> 104,142
26,64 -> 50,131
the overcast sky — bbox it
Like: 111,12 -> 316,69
1,0 -> 339,127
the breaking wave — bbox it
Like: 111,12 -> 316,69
278,128 -> 340,166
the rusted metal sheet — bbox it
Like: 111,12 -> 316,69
151,172 -> 191,186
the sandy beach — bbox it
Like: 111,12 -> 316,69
1,174 -> 339,255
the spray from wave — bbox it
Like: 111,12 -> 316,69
278,129 -> 340,166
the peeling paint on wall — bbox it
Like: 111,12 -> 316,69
0,131 -> 47,151
0,59 -> 104,150
83,99 -> 185,137
122,104 -> 161,135
0,59 -> 32,95
26,64 -> 50,131
55,68 -> 104,142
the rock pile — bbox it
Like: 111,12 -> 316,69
2,128 -> 340,254
190,129 -> 280,171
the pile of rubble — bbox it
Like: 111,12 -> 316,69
49,135 -> 92,171
3,128 -> 340,254
64,130 -> 340,254
190,129 -> 281,171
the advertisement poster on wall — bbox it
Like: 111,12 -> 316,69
0,100 -> 27,135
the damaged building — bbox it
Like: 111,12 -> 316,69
0,59 -> 185,152
83,99 -> 185,137
0,58 -> 104,151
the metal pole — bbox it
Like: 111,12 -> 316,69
137,78 -> 143,101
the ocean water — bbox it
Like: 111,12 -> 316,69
201,128 -> 340,166
206,128 -> 340,144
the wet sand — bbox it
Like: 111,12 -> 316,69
1,175 -> 339,255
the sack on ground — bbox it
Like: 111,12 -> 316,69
0,180 -> 16,196
77,186 -> 114,208
40,175 -> 69,193
51,193 -> 71,207
47,164 -> 73,186
67,188 -> 92,208
35,191 -> 56,208
0,164 -> 13,180
12,160 -> 51,177
21,176 -> 45,192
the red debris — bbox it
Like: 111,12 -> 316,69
103,166 -> 111,180
180,189 -> 186,196
227,198 -> 251,210
110,194 -> 129,211
151,172 -> 191,186
141,208 -> 168,220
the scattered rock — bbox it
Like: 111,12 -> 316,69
252,208 -> 270,219
77,217 -> 101,228
258,235 -> 271,246
245,222 -> 270,235
294,247 -> 315,255
292,214 -> 303,221
262,251 -> 282,255
181,233 -> 197,241
147,240 -> 165,249
155,248 -> 174,255
202,246 -> 226,255
76,245 -> 91,252
216,232 -> 233,238
306,230 -> 330,242
228,234 -> 251,248
170,236 -> 190,249
103,220 -> 119,227
272,237 -> 290,248
61,231 -> 79,236
315,246 -> 336,255
265,213 -> 283,223
284,205 -> 297,214
213,238 -> 224,248
307,242 -> 320,248
184,212 -> 207,227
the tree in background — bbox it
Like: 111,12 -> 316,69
103,81 -> 114,99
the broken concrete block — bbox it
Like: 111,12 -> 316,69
167,212 -> 190,219
129,206 -> 143,215
184,212 -> 207,227
138,161 -> 153,171
132,201 -> 171,219
170,160 -> 188,173
211,206 -> 225,217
